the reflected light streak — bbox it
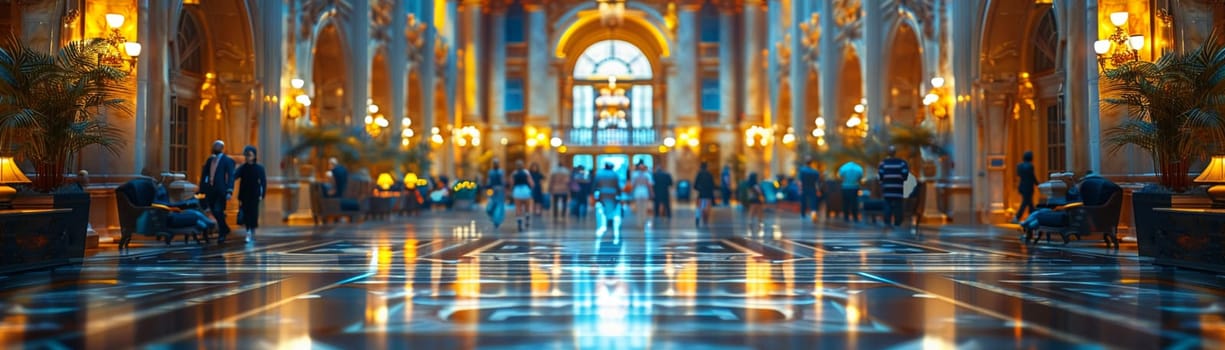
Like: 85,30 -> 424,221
276,335 -> 313,350
529,258 -> 551,297
456,258 -> 482,298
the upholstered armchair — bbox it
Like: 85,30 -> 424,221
115,178 -> 211,250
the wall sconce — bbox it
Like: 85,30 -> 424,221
285,77 -> 312,119
781,127 -> 796,147
400,116 -> 415,148
364,99 -> 389,137
744,125 -> 773,148
430,127 -> 445,146
1094,11 -> 1144,70
100,13 -> 141,71
842,99 -> 870,139
923,76 -> 949,119
810,116 -> 828,147
455,126 -> 481,147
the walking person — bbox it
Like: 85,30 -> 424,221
1013,151 -> 1038,223
652,164 -> 674,219
720,165 -> 733,207
548,162 -> 571,219
742,173 -> 766,227
694,162 -> 716,227
529,163 -> 546,216
234,146 -> 266,243
486,159 -> 506,229
511,160 -> 536,231
798,158 -> 821,221
570,165 -> 588,218
629,162 -> 654,222
878,146 -> 910,227
593,162 -> 622,228
198,140 -> 235,244
837,160 -> 864,223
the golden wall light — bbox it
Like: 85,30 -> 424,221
1095,11 -> 1144,70
744,125 -> 772,148
663,137 -> 676,148
550,137 -> 564,148
99,13 -> 140,71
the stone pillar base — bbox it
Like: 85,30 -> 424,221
920,181 -> 948,224
938,179 -> 975,224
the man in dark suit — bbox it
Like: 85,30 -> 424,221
199,140 -> 235,243
652,164 -> 674,218
798,158 -> 821,220
328,157 -> 349,198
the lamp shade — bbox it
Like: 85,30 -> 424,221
0,156 -> 31,185
377,173 -> 395,190
1094,40 -> 1112,54
1128,35 -> 1144,50
1195,156 -> 1225,183
1109,12 -> 1129,27
105,13 -> 125,29
124,42 -> 142,57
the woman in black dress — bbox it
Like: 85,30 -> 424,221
235,146 -> 266,243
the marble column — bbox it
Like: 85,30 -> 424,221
525,2 -> 551,126
1079,0 -> 1102,174
789,1 -> 807,163
418,3 -> 437,176
254,0 -> 286,223
947,0 -> 982,223
488,6 -> 506,128
742,0 -> 765,123
132,0 -> 150,175
458,0 -> 483,127
818,0 -> 840,145
147,0 -> 171,175
670,3 -> 699,125
863,0 -> 885,135
389,0 -> 409,150
717,6 -> 738,125
350,0 -> 371,136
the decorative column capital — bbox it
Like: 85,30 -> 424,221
521,0 -> 545,11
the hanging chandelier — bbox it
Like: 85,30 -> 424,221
595,76 -> 629,128
597,0 -> 626,28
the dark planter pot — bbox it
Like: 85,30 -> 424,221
1132,191 -> 1211,257
2,191 -> 91,272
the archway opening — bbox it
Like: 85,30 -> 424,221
886,24 -> 923,126
838,46 -> 864,145
311,22 -> 349,128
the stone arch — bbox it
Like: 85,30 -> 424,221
885,22 -> 924,126
838,44 -> 863,140
553,3 -> 672,61
311,20 -> 351,128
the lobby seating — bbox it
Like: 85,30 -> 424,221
115,178 -> 211,250
308,183 -> 362,225
1033,178 -> 1123,247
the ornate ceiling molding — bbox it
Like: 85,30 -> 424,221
370,0 -> 393,43
798,12 -> 820,69
833,0 -> 862,42
897,0 -> 937,40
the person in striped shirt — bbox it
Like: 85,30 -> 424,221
878,146 -> 910,227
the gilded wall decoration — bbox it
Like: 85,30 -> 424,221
298,0 -> 352,40
897,0 -> 938,40
833,0 -> 863,42
370,0 -> 393,43
798,12 -> 820,70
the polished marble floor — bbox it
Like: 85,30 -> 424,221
3,205 -> 1225,349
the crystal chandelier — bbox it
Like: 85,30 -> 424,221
595,76 -> 629,128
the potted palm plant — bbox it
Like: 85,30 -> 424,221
1101,30 -> 1225,256
0,38 -> 130,258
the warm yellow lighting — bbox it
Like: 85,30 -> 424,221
853,104 -> 865,114
295,94 -> 312,106
1094,40 -> 1112,55
812,128 -> 824,137
405,173 -> 419,188
364,115 -> 374,125
687,138 -> 699,147
377,173 -> 395,190
0,156 -> 31,185
500,138 -> 508,145
930,77 -> 945,88
923,93 -> 938,106
815,117 -> 826,127
368,103 -> 380,114
1109,12 -> 1129,27
550,137 -> 563,148
663,137 -> 676,147
105,13 -> 125,29
558,145 -> 568,153
1128,35 -> 1144,50
846,115 -> 862,128
1196,156 -> 1225,207
123,42 -> 142,57
658,145 -> 669,153
526,138 -> 539,147
402,117 -> 412,127
782,133 -> 796,145
431,134 -> 444,144
291,78 -> 305,89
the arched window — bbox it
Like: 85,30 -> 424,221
1030,8 -> 1058,74
573,40 -> 652,80
505,1 -> 525,43
700,3 -> 720,43
177,12 -> 203,74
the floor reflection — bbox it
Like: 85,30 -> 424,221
1,207 -> 1224,349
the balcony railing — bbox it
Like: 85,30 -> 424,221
558,127 -> 661,147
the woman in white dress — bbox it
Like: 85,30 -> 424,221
629,163 -> 654,221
